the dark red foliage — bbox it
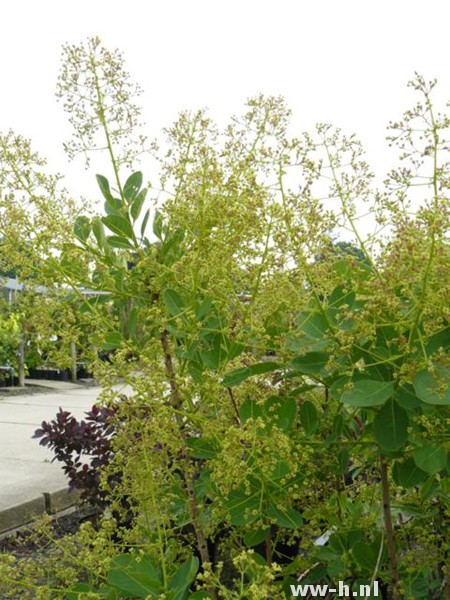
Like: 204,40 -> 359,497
33,405 -> 119,508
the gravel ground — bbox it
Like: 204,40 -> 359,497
0,380 -> 98,398
0,384 -> 55,397
0,506 -> 99,557
0,509 -> 83,556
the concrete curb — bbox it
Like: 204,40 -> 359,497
44,488 -> 80,514
0,487 -> 80,535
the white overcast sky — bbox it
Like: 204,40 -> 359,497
1,0 -> 450,203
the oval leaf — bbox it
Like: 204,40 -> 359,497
163,288 -> 185,318
222,367 -> 251,387
107,235 -> 133,249
130,188 -> 147,221
300,400 -> 319,434
395,384 -> 423,410
102,214 -> 135,240
227,488 -> 261,526
102,331 -> 123,351
264,396 -> 297,430
244,527 -> 270,547
74,216 -> 91,242
392,458 -> 428,488
96,174 -> 114,202
187,437 -> 217,459
290,351 -> 330,376
91,217 -> 106,247
413,446 -> 447,475
105,196 -> 122,215
123,171 -> 143,202
413,366 -> 450,405
265,505 -> 303,529
341,380 -> 394,407
169,555 -> 199,597
240,398 -> 263,423
107,554 -> 161,598
373,399 -> 408,452
141,207 -> 151,238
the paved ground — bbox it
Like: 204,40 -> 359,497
0,380 -> 103,532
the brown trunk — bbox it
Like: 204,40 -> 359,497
160,329 -> 217,598
18,340 -> 25,387
380,454 -> 401,599
70,341 -> 77,382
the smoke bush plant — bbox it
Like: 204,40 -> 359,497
33,405 -> 118,508
0,38 -> 448,600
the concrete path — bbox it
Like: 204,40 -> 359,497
0,381 -> 103,533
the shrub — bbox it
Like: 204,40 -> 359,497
33,405 -> 118,509
0,38 -> 447,599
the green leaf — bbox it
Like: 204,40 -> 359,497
265,505 -> 303,529
328,285 -> 356,309
107,553 -> 161,598
335,449 -> 349,476
227,487 -> 261,526
392,458 -> 428,488
413,446 -> 447,475
188,360 -> 204,384
153,210 -> 164,239
330,376 -> 352,401
300,400 -> 319,434
105,196 -> 123,215
222,362 -> 278,388
328,529 -> 365,553
92,217 -> 106,247
244,527 -> 270,547
331,414 -> 344,438
200,334 -> 238,370
296,311 -> 329,339
141,208 -> 151,238
228,341 -> 245,362
395,384 -> 423,410
159,226 -> 186,266
102,331 -> 123,351
240,398 -> 263,423
102,215 -> 135,240
107,235 -> 134,249
195,298 -> 213,321
222,366 -> 251,387
264,396 -> 297,430
356,345 -> 394,381
163,288 -> 185,317
341,380 -> 394,407
123,171 -> 143,202
268,459 -> 291,481
413,365 -> 450,405
96,174 -> 114,202
290,352 -> 329,377
66,584 -> 98,600
249,361 -> 280,376
187,437 -> 217,459
194,468 -> 214,500
288,311 -> 332,352
168,478 -> 191,527
188,593 -> 213,599
128,307 -> 138,338
351,542 -> 378,573
130,188 -> 147,221
74,216 -> 91,242
168,555 -> 199,600
373,399 -> 408,452
425,325 -> 450,355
